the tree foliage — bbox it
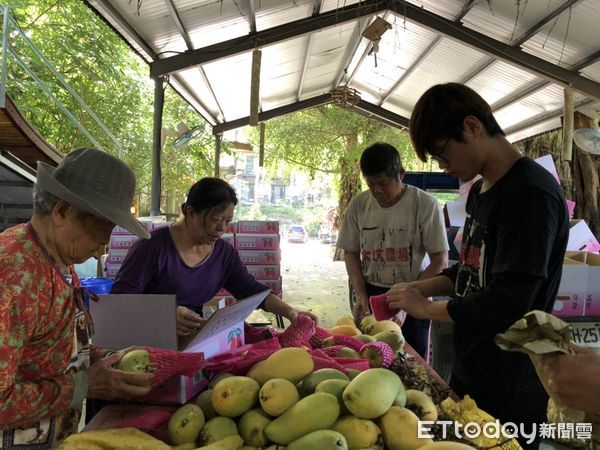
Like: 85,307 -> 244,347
248,104 -> 416,233
2,0 -> 215,215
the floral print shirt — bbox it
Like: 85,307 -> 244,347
0,224 -> 103,448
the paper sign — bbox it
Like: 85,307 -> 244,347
370,294 -> 395,320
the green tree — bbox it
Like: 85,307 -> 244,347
248,104 -> 415,257
2,0 -> 216,215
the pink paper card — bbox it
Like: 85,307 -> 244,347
369,294 -> 395,321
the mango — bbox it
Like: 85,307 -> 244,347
195,389 -> 218,419
355,334 -> 376,344
359,315 -> 377,334
259,378 -> 299,416
208,372 -> 233,389
337,347 -> 361,358
342,368 -> 401,419
167,404 -> 205,445
238,408 -> 272,447
369,320 -> 401,336
336,316 -> 356,327
332,416 -> 382,450
247,347 -> 314,385
287,430 -> 348,450
315,379 -> 350,414
199,416 -> 238,445
405,389 -> 437,421
330,325 -> 361,336
171,443 -> 197,450
211,376 -> 259,417
116,349 -> 152,373
300,368 -> 349,396
419,443 -> 477,450
264,392 -> 340,445
392,382 -> 407,408
378,406 -> 433,450
373,330 -> 405,352
346,369 -> 362,380
196,434 -> 243,449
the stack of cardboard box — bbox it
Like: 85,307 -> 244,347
553,251 -> 600,318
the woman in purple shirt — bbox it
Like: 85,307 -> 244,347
111,178 -> 317,336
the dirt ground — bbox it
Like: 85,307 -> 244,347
276,239 -> 351,329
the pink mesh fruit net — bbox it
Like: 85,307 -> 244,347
309,326 -> 331,348
327,335 -> 365,352
146,347 -> 205,386
115,407 -> 176,431
278,314 -> 315,348
204,337 -> 281,375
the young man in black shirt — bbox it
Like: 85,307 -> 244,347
387,83 -> 569,449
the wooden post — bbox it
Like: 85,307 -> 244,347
250,49 -> 262,126
259,122 -> 265,167
214,133 -> 222,177
562,86 -> 574,162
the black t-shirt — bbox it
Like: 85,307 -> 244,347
445,156 -> 569,390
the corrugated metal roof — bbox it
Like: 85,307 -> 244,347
85,0 -> 600,142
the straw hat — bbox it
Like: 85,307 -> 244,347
36,148 -> 150,239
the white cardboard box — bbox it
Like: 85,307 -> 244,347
567,220 -> 600,253
90,291 -> 269,404
586,253 -> 600,316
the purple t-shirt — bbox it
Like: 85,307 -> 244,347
110,227 -> 269,313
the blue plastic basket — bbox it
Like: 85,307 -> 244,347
80,277 -> 115,308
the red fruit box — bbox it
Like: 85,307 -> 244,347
237,249 -> 281,265
235,233 -> 280,250
227,221 -> 238,233
109,234 -> 140,250
237,220 -> 279,234
257,277 -> 282,296
245,264 -> 280,280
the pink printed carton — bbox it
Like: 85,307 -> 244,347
109,234 -> 140,250
237,220 -> 279,234
585,253 -> 600,316
553,254 -> 588,317
258,277 -> 282,296
90,291 -> 270,404
237,249 -> 281,265
245,264 -> 280,280
235,233 -> 280,250
227,222 -> 238,233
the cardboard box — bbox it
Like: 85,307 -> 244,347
585,252 -> 600,316
237,220 -> 279,234
258,277 -> 282,296
553,253 -> 588,317
227,222 -> 238,234
567,220 -> 600,253
245,264 -> 280,280
109,234 -> 140,250
238,249 -> 281,265
106,249 -> 129,264
90,291 -> 270,404
235,233 -> 280,250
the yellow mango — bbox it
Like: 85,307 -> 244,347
378,406 -> 433,450
247,347 -> 314,386
332,416 -> 382,450
342,368 -> 401,419
211,376 -> 259,417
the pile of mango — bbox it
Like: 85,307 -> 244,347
160,314 -> 479,449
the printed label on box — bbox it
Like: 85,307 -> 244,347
245,265 -> 280,280
235,234 -> 280,250
237,249 -> 281,265
237,220 -> 279,234
257,277 -> 282,296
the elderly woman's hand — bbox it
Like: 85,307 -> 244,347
86,353 -> 154,400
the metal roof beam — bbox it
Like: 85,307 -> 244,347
240,0 -> 257,34
352,99 -> 409,129
333,17 -> 373,88
89,0 -> 157,60
213,93 -> 333,134
151,0 -> 389,77
163,0 -> 194,49
460,0 -> 582,85
491,49 -> 600,112
513,0 -> 582,47
389,0 -> 600,99
378,0 -> 482,105
296,0 -> 324,101
504,98 -> 595,136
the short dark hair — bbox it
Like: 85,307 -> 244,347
360,142 -> 404,178
410,83 -> 505,162
182,177 -> 238,215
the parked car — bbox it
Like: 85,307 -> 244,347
287,225 -> 308,243
319,226 -> 337,244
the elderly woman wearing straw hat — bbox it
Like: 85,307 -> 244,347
0,148 -> 153,448
112,177 -> 318,336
